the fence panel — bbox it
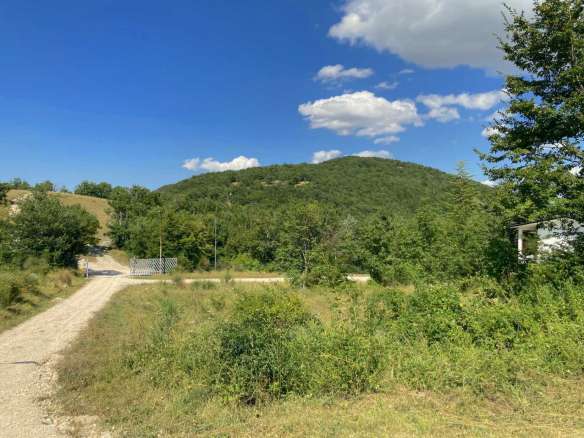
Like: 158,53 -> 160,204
129,258 -> 178,276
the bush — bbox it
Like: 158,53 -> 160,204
213,292 -> 313,403
47,269 -> 74,289
291,325 -> 385,395
0,272 -> 22,308
229,253 -> 262,271
202,290 -> 385,403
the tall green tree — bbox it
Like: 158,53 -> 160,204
34,180 -> 56,193
480,0 -> 584,225
75,181 -> 113,199
11,192 -> 99,267
108,186 -> 161,248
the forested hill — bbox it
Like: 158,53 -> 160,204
158,157 -> 487,216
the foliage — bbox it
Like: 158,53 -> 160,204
33,180 -> 56,193
275,202 -> 346,286
0,272 -> 23,308
211,291 -> 314,403
123,208 -> 212,270
5,178 -> 31,190
356,164 -> 517,284
480,0 -> 584,226
160,157 -> 483,218
108,185 -> 161,248
0,183 -> 8,205
56,279 -> 584,436
74,181 -> 113,199
9,192 -> 99,267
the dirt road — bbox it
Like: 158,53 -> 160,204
0,257 -> 132,437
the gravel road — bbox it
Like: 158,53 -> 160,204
0,257 -> 132,437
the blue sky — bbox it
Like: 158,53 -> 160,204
0,0 -> 532,189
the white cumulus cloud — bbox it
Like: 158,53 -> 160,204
329,0 -> 533,71
354,149 -> 393,159
481,126 -> 500,138
182,156 -> 260,173
315,64 -> 374,83
182,158 -> 201,171
299,91 -> 422,142
312,150 -> 344,164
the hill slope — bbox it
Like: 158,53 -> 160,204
3,190 -> 110,243
159,157 -> 485,216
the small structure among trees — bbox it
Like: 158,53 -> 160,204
514,219 -> 584,260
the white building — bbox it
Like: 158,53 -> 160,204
513,219 -> 584,259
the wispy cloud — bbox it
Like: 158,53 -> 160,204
312,149 -> 394,163
353,149 -> 393,159
315,64 -> 374,83
375,80 -> 399,90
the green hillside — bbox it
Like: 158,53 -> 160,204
159,157 -> 485,215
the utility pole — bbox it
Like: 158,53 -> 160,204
159,208 -> 164,274
213,214 -> 217,271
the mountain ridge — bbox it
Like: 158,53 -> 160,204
158,157 -> 487,216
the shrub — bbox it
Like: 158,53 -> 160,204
48,269 -> 74,289
229,253 -> 262,271
291,325 -> 385,395
366,288 -> 407,329
206,290 -> 385,403
213,292 -> 312,403
0,272 -> 22,308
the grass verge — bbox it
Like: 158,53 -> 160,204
0,269 -> 86,334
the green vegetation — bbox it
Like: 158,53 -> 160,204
4,189 -> 112,242
1,192 -> 99,267
106,158 -> 500,282
53,2 -> 584,436
74,181 -> 113,199
158,157 -> 475,217
480,0 -> 584,226
0,191 -> 97,329
0,263 -> 85,333
57,278 -> 584,436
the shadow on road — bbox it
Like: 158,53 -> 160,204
88,268 -> 124,277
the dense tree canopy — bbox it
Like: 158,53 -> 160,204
75,181 -> 114,199
8,192 -> 99,267
481,0 -> 584,225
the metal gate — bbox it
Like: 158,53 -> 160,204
129,258 -> 178,276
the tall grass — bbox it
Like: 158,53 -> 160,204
56,279 -> 584,435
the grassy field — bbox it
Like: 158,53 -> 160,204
55,282 -> 584,437
0,270 -> 86,334
4,190 -> 111,242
